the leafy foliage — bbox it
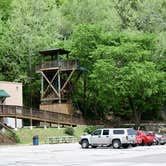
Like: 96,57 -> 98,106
84,126 -> 98,134
64,127 -> 75,136
0,0 -> 166,126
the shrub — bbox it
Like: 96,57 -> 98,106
64,127 -> 75,136
15,134 -> 21,143
84,126 -> 97,134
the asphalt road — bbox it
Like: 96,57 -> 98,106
0,143 -> 166,166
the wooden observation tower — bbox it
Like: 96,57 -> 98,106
36,49 -> 83,115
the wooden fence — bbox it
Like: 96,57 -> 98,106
0,105 -> 121,127
0,105 -> 87,125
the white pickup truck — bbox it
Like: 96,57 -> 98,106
79,128 -> 136,149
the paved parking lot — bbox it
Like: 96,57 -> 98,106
0,143 -> 166,166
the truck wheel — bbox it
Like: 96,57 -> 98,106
140,140 -> 145,146
147,142 -> 152,146
81,140 -> 89,149
112,140 -> 121,149
131,144 -> 137,147
122,144 -> 129,148
155,140 -> 159,145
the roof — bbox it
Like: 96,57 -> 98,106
39,49 -> 70,56
0,90 -> 10,98
78,66 -> 88,72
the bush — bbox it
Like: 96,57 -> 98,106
84,126 -> 97,134
15,134 -> 21,143
64,127 -> 75,136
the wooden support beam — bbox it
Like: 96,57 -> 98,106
42,70 -> 58,98
40,71 -> 59,98
30,108 -> 33,129
75,71 -> 82,82
61,69 -> 75,92
41,75 -> 44,98
15,107 -> 17,130
58,69 -> 61,103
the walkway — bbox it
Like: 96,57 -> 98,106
0,105 -> 86,126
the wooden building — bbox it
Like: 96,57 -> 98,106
0,81 -> 23,128
36,49 -> 84,115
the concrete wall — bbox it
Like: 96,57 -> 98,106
0,81 -> 23,128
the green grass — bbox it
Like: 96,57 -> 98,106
15,126 -> 87,144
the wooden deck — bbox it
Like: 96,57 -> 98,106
0,105 -> 86,126
36,60 -> 78,72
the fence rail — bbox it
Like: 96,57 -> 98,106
45,136 -> 77,144
0,105 -> 119,127
0,121 -> 16,143
36,60 -> 78,71
0,105 -> 86,125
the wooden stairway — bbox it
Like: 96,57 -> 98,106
0,121 -> 17,144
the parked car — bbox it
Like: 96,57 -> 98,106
135,130 -> 154,146
155,133 -> 166,145
79,128 -> 136,149
146,132 -> 158,145
134,131 -> 142,145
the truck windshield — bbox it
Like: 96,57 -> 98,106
127,129 -> 135,135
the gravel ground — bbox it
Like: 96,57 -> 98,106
0,143 -> 166,166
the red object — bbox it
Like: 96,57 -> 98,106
135,130 -> 154,145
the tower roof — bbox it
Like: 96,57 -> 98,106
39,49 -> 70,56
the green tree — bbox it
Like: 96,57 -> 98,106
59,0 -> 121,38
0,0 -> 62,107
89,32 -> 166,127
0,0 -> 12,21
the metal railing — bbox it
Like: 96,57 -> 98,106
45,136 -> 77,144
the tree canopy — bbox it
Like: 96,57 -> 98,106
0,0 -> 166,126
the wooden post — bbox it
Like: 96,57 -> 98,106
71,114 -> 73,126
44,110 -> 47,129
57,53 -> 61,104
57,112 -> 60,129
15,107 -> 17,131
41,75 -> 43,99
30,108 -> 33,130
58,69 -> 61,103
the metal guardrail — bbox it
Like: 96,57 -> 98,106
45,136 -> 77,144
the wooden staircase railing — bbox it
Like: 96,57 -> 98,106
0,121 -> 16,144
0,105 -> 87,125
0,105 -> 112,126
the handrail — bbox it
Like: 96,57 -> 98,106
0,121 -> 16,142
0,105 -> 110,126
0,105 -> 86,125
36,60 -> 78,71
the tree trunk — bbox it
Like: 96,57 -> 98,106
128,96 -> 141,129
83,74 -> 87,114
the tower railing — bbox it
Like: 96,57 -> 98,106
36,60 -> 78,71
